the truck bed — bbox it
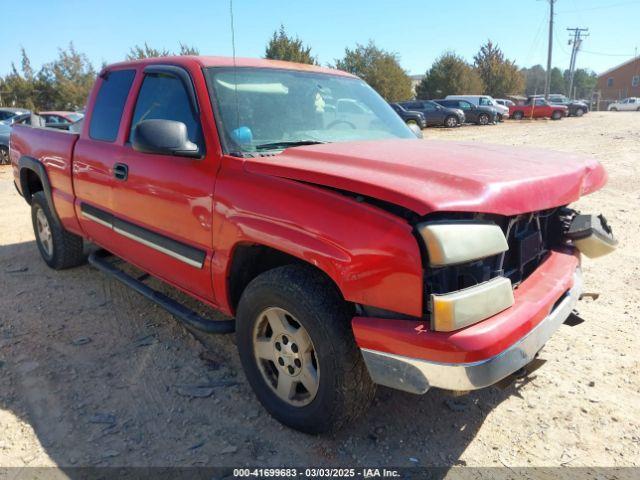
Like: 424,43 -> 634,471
11,125 -> 81,231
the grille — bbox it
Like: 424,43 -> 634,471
423,208 -> 568,313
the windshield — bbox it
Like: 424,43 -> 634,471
205,67 -> 414,154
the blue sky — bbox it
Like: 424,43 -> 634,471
1,0 -> 639,77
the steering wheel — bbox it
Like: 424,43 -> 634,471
327,120 -> 356,130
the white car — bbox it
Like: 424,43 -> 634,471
445,94 -> 510,120
608,97 -> 640,111
494,98 -> 515,107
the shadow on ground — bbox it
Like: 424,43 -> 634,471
0,239 -> 533,476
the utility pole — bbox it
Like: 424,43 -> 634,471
567,27 -> 589,98
544,0 -> 556,99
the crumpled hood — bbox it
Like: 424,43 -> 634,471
243,138 -> 607,216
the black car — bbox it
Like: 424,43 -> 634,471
434,99 -> 498,125
389,103 -> 426,129
398,100 -> 465,127
544,94 -> 589,117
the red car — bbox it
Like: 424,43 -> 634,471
510,97 -> 568,120
10,56 -> 616,433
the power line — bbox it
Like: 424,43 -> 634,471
581,49 -> 636,57
557,0 -> 640,13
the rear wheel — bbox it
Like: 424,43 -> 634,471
610,107 -> 618,111
444,116 -> 458,128
513,111 -> 524,120
0,146 -> 9,165
478,113 -> 490,125
236,265 -> 376,433
31,191 -> 85,269
551,110 -> 562,120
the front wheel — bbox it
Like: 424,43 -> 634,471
0,146 -> 9,165
444,116 -> 458,128
406,119 -> 418,127
551,110 -> 562,120
575,108 -> 585,117
477,113 -> 490,125
610,107 -> 618,111
513,111 -> 524,120
236,265 -> 376,433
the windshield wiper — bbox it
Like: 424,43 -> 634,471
255,140 -> 327,151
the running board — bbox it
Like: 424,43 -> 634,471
88,250 -> 235,334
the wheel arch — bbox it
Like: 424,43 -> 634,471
18,156 -> 62,226
226,242 -> 347,315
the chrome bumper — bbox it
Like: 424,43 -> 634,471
360,269 -> 582,394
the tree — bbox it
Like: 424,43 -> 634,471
549,67 -> 565,95
334,41 -> 412,102
416,52 -> 484,99
564,68 -> 597,98
521,64 -> 546,95
36,43 -> 96,110
265,25 -> 316,64
473,40 -> 524,97
126,42 -> 199,60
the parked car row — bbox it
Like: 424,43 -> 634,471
0,108 -> 84,164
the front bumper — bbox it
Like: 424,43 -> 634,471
354,250 -> 582,394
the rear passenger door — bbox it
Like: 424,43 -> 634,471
111,65 -> 217,302
74,68 -> 136,249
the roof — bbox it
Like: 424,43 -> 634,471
103,55 -> 355,78
598,56 -> 640,78
0,107 -> 30,113
39,111 -> 78,115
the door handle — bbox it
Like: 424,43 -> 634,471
113,163 -> 128,181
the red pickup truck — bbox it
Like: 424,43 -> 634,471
510,97 -> 568,120
10,56 -> 616,433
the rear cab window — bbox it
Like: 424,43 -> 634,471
89,69 -> 136,142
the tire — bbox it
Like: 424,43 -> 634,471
406,119 -> 418,127
0,146 -> 9,165
477,113 -> 490,125
575,108 -> 585,117
513,111 -> 524,120
551,110 -> 562,120
444,116 -> 458,128
236,265 -> 376,434
31,191 -> 85,269
610,107 -> 617,111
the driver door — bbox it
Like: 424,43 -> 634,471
110,65 -> 218,302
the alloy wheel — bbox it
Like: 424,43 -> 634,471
36,208 -> 53,257
253,307 -> 319,407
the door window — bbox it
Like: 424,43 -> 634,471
458,101 -> 472,110
89,69 -> 136,142
129,73 -> 203,149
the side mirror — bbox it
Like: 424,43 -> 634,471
408,123 -> 423,138
132,119 -> 200,158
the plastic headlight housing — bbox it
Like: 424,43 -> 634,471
431,277 -> 514,331
417,221 -> 509,267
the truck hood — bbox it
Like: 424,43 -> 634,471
243,139 -> 607,216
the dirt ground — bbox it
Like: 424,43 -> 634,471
0,112 -> 639,472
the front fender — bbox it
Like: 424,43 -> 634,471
211,160 -> 424,318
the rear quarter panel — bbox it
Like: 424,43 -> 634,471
11,125 -> 82,234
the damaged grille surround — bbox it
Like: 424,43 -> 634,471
421,207 -> 574,317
